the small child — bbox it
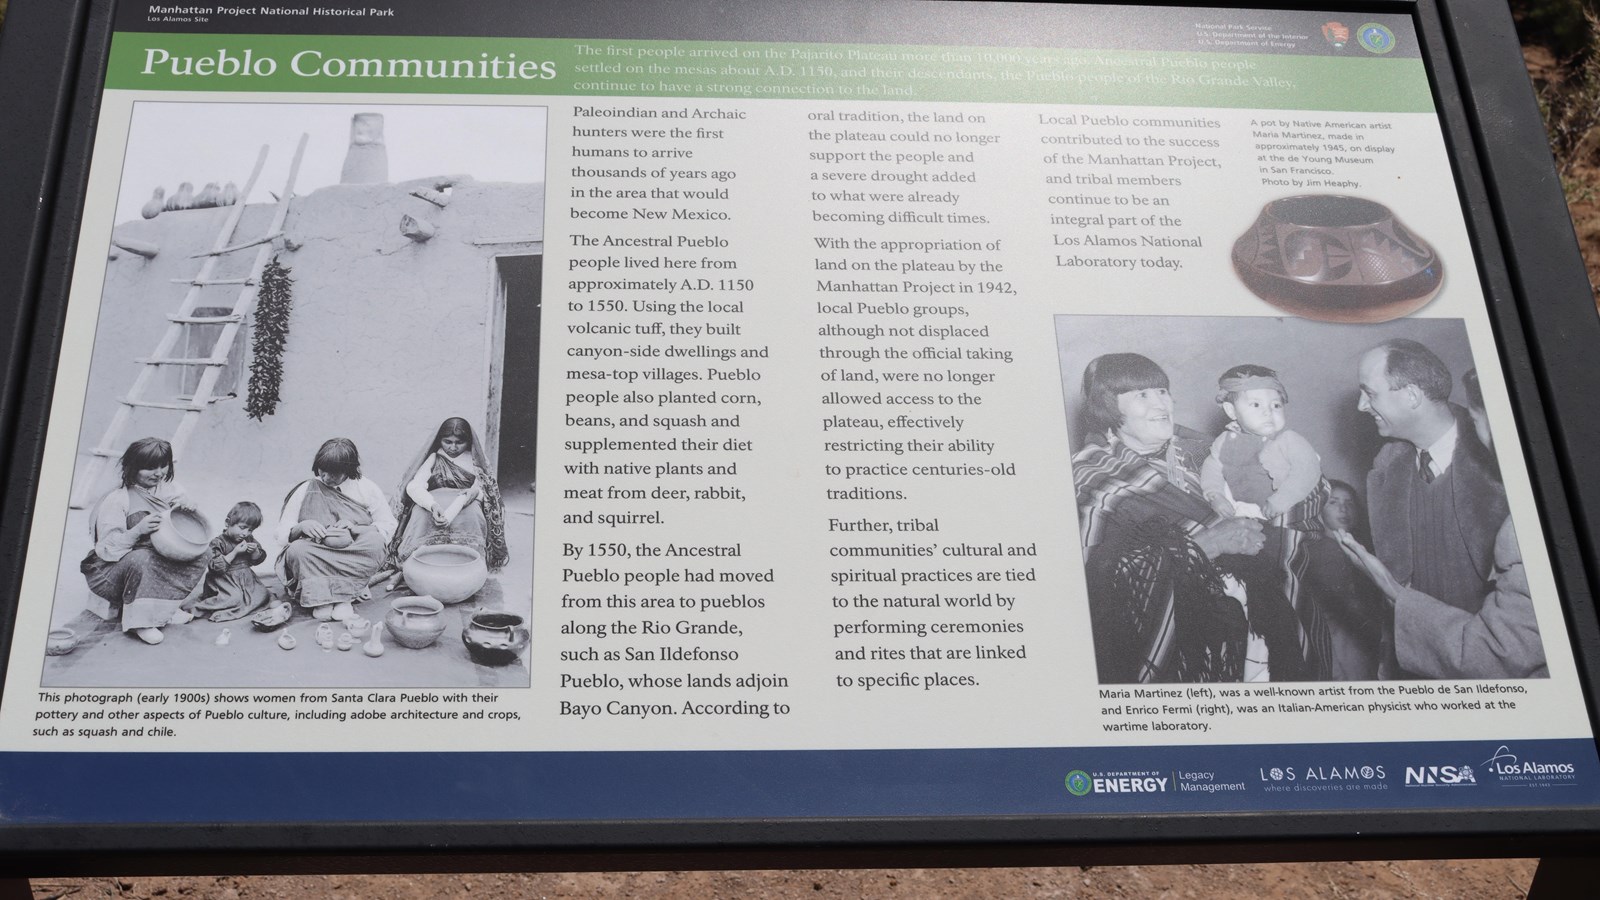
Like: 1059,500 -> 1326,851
1201,364 -> 1322,521
193,501 -> 275,623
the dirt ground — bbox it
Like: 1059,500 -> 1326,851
38,485 -> 535,690
24,859 -> 1544,899
1528,39 -> 1600,307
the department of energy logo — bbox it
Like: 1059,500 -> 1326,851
1357,23 -> 1396,54
1063,769 -> 1168,797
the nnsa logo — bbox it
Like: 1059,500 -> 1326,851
1404,765 -> 1477,786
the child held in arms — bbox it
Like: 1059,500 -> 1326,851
1201,364 -> 1322,521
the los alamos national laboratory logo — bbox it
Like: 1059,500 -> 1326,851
1478,745 -> 1580,787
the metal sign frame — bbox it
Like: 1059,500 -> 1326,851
2,0 -> 1599,882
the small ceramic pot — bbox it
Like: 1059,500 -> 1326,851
250,599 -> 292,631
462,612 -> 529,666
151,507 -> 211,561
1232,195 -> 1443,323
385,596 -> 448,649
321,526 -> 353,550
45,628 -> 78,656
402,544 -> 488,604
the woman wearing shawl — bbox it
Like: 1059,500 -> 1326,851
274,437 -> 396,621
80,437 -> 209,644
1072,353 -> 1313,683
379,417 -> 509,593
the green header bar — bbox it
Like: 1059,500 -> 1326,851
107,33 -> 1435,112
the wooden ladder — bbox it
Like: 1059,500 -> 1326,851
70,134 -> 309,509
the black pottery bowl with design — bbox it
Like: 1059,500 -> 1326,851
462,612 -> 529,666
1232,195 -> 1442,323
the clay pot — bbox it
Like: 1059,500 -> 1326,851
363,622 -> 385,657
385,596 -> 448,649
151,507 -> 211,561
462,612 -> 529,666
250,601 -> 292,631
402,544 -> 488,604
1232,195 -> 1443,323
321,525 -> 353,550
45,628 -> 78,656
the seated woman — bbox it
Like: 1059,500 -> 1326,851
380,417 -> 509,592
274,437 -> 396,621
80,437 -> 208,645
1073,353 -> 1322,683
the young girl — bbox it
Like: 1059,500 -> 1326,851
275,437 -> 394,622
193,501 -> 275,622
381,417 -> 509,592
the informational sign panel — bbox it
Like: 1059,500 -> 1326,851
1,0 -> 1597,829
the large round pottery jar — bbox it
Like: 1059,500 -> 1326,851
462,612 -> 529,666
1232,195 -> 1443,323
402,544 -> 488,604
384,596 -> 447,649
151,506 -> 211,561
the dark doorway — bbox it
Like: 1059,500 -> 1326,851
176,306 -> 245,400
493,254 -> 542,502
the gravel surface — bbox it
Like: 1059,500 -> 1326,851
24,860 -> 1544,900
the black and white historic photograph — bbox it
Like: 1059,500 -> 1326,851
1058,314 -> 1546,685
42,101 -> 546,687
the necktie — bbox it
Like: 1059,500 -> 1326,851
1418,450 -> 1435,483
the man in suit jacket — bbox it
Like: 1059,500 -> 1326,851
1358,339 -> 1510,677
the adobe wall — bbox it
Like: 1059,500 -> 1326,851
77,179 -> 543,534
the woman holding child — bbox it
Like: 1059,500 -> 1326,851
1072,354 -> 1318,683
379,417 -> 509,592
80,437 -> 208,645
275,437 -> 396,621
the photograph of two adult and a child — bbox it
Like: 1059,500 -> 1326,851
1059,314 -> 1548,685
